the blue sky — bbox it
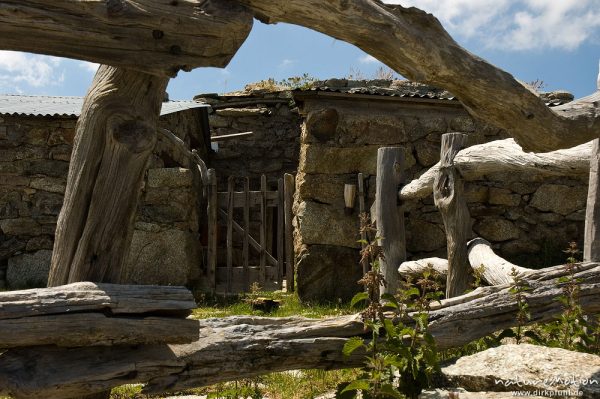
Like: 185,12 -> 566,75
1,0 -> 599,100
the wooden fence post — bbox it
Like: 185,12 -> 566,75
243,177 -> 250,291
277,178 -> 285,287
433,133 -> 472,298
284,173 -> 295,291
375,147 -> 406,295
585,139 -> 600,262
226,176 -> 235,294
260,174 -> 267,285
207,168 -> 217,292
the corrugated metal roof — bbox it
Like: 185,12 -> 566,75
0,94 -> 209,118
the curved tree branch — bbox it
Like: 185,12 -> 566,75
236,0 -> 600,151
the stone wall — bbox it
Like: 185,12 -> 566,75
292,82 -> 586,302
194,90 -> 302,190
0,109 -> 207,289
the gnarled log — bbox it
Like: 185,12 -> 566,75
2,262 -> 599,398
0,0 -> 253,77
401,138 -> 592,201
237,0 -> 600,152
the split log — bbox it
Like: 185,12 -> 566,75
47,66 -> 168,286
0,282 -> 197,348
467,238 -> 532,285
375,147 -> 406,295
400,138 -> 592,201
2,262 -> 600,398
0,0 -> 253,77
236,0 -> 600,152
433,133 -> 471,297
584,139 -> 600,261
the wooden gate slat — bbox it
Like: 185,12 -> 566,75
207,169 -> 218,291
243,177 -> 250,291
277,177 -> 284,287
260,174 -> 267,284
284,173 -> 295,292
226,176 -> 234,294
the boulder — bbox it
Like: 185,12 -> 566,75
529,184 -> 587,215
295,200 -> 360,248
406,219 -> 446,252
296,244 -> 362,303
147,167 -> 193,189
442,344 -> 600,398
488,188 -> 520,207
414,141 -> 440,167
123,228 -> 200,286
7,249 -> 52,289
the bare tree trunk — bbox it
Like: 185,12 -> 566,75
2,262 -> 599,399
375,147 -> 406,295
585,139 -> 600,262
467,238 -> 532,284
48,66 -> 168,286
434,133 -> 472,297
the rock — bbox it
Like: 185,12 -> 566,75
296,173 -> 358,208
406,219 -> 446,252
295,201 -> 360,248
306,108 -> 339,142
488,188 -> 520,207
337,113 -> 409,144
500,240 -> 540,257
536,212 -> 564,224
442,344 -> 600,398
0,217 -> 42,236
25,159 -> 69,178
147,167 -> 193,188
464,185 -> 489,203
449,115 -> 475,132
26,235 -> 54,251
29,177 -> 66,194
208,114 -> 230,128
414,141 -> 439,167
6,249 -> 52,289
216,107 -> 269,117
474,218 -> 520,242
509,182 -> 539,195
529,184 -> 587,215
31,191 -> 64,216
296,244 -> 362,303
123,228 -> 200,286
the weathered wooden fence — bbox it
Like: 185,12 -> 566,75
205,170 -> 295,294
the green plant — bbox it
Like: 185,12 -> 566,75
501,267 -> 532,344
340,215 -> 441,399
277,73 -> 318,90
207,379 -> 263,399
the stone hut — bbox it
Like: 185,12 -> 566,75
0,94 -> 211,289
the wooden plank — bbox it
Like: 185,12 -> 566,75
433,133 -> 472,298
277,178 -> 285,286
217,191 -> 279,208
210,131 -> 254,142
375,147 -> 406,295
357,172 -> 368,275
260,174 -> 267,285
226,176 -> 235,294
284,174 -> 295,292
585,138 -> 600,262
217,209 -> 278,266
243,177 -> 251,291
207,169 -> 218,292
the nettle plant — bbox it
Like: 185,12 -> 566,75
340,214 -> 442,399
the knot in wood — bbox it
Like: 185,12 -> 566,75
109,117 -> 156,154
106,0 -> 127,17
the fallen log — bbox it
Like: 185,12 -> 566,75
400,138 -> 591,201
2,262 -> 599,398
0,282 -> 197,348
399,239 -> 532,286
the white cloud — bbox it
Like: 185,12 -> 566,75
384,0 -> 600,51
279,58 -> 296,68
359,55 -> 380,64
79,61 -> 99,73
0,51 -> 65,92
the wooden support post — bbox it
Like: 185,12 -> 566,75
585,139 -> 600,262
243,177 -> 250,291
358,173 -> 368,275
260,175 -> 267,285
207,169 -> 218,292
277,178 -> 285,287
375,147 -> 406,295
434,133 -> 472,298
284,173 -> 295,292
226,176 -> 234,294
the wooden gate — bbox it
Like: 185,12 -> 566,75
206,169 -> 295,294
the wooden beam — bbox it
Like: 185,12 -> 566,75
207,169 -> 218,291
433,133 -> 472,298
226,176 -> 235,294
0,1 -> 253,77
243,177 -> 251,291
375,147 -> 406,295
284,173 -> 295,291
260,175 -> 267,284
585,139 -> 600,262
211,132 -> 255,142
277,178 -> 285,286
